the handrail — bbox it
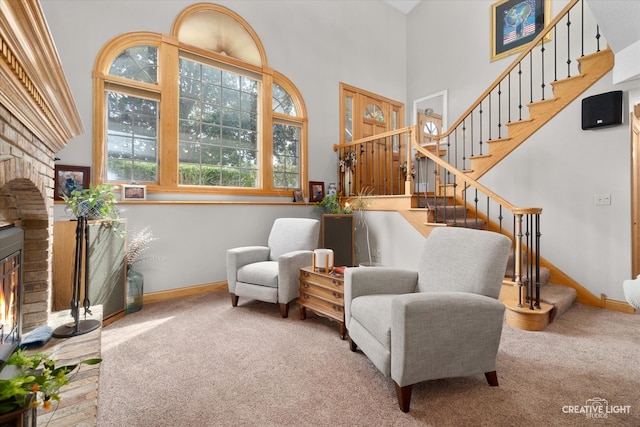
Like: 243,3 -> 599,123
413,137 -> 542,215
333,126 -> 416,196
439,0 -> 581,142
332,126 -> 415,152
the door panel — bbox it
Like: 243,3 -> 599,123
340,84 -> 405,196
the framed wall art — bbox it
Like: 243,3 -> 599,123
54,165 -> 90,200
122,184 -> 147,201
309,181 -> 325,203
491,0 -> 550,61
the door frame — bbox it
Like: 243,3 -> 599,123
631,104 -> 640,278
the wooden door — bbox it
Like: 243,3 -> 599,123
360,96 -> 391,194
417,111 -> 446,194
417,111 -> 443,151
340,84 -> 405,196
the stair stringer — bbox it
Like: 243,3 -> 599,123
398,200 -> 608,310
466,48 -> 614,181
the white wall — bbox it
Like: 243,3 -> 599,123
406,0 -> 640,301
41,0 -> 408,293
42,0 -> 640,302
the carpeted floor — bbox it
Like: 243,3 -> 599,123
97,291 -> 640,426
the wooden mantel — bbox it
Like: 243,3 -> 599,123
0,0 -> 83,152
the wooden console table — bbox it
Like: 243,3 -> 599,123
298,266 -> 346,339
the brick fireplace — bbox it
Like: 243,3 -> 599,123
0,1 -> 84,333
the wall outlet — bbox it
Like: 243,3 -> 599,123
595,194 -> 611,205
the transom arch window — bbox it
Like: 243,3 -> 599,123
364,103 -> 385,122
93,4 -> 307,197
109,45 -> 158,84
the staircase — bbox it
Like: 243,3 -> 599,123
338,0 -> 618,330
466,49 -> 614,181
408,195 -> 578,331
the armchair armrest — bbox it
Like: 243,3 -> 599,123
226,246 -> 270,292
277,250 -> 313,303
345,267 -> 418,300
390,292 -> 505,387
344,267 -> 418,328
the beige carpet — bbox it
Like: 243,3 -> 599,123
97,291 -> 640,426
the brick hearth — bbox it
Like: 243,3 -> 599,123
34,307 -> 103,427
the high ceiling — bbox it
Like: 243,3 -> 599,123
384,0 -> 421,14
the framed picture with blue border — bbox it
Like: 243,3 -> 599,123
491,0 -> 551,61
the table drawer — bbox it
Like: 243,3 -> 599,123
300,280 -> 343,304
299,292 -> 344,321
299,269 -> 344,291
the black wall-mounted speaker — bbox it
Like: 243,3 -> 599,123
581,90 -> 623,130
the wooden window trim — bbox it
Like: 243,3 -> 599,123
92,6 -> 307,198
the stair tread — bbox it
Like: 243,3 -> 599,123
539,283 -> 577,320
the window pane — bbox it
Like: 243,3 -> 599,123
345,96 -> 353,142
202,67 -> 221,85
221,71 -> 240,90
106,91 -> 158,182
272,83 -> 297,116
179,58 -> 259,187
364,103 -> 384,122
241,78 -> 258,95
109,46 -> 158,84
272,123 -> 300,188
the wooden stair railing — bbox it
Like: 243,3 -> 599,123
331,0 -> 616,329
333,126 -> 415,199
427,0 -> 613,185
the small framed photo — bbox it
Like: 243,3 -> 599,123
122,184 -> 147,201
293,189 -> 304,202
309,181 -> 325,203
54,165 -> 90,201
491,0 -> 550,61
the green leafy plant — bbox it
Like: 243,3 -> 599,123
0,349 -> 101,414
316,192 -> 352,214
62,184 -> 122,234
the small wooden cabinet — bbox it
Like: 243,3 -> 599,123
298,266 -> 345,339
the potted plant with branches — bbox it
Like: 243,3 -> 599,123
125,226 -> 163,313
350,187 -> 377,266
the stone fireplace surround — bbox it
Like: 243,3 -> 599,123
0,0 -> 84,333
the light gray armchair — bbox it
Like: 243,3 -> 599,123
344,226 -> 511,412
226,218 -> 320,318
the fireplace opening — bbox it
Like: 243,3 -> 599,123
0,224 -> 23,366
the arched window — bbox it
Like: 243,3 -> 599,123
93,4 -> 307,197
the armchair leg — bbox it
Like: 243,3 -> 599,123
485,371 -> 499,386
279,302 -> 289,318
394,381 -> 413,413
348,337 -> 357,352
230,293 -> 239,307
